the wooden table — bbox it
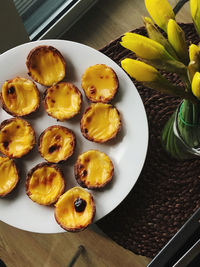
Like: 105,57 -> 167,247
0,1 -> 192,266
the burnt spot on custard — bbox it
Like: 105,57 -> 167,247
51,99 -> 55,103
86,117 -> 91,123
7,86 -> 15,95
47,172 -> 56,183
82,170 -> 87,177
84,157 -> 90,163
74,198 -> 87,212
55,135 -> 61,140
3,141 -> 9,149
84,128 -> 88,134
79,164 -> 84,169
48,144 -> 60,154
89,86 -> 96,95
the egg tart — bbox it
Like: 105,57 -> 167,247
80,103 -> 121,143
0,156 -> 19,197
26,163 -> 65,205
1,77 -> 40,117
54,187 -> 95,232
0,118 -> 36,158
44,82 -> 82,121
81,64 -> 118,103
26,45 -> 66,86
75,150 -> 114,189
38,125 -> 76,163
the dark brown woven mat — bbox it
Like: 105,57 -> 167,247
97,23 -> 200,258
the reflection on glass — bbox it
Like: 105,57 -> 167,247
13,0 -> 76,37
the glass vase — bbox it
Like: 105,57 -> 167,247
162,99 -> 200,160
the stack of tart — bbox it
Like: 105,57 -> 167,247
0,45 -> 122,232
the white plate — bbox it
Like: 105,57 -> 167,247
0,40 -> 148,233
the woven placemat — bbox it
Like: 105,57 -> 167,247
97,23 -> 200,258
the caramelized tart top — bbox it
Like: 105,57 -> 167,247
44,82 -> 82,121
38,125 -> 75,163
81,64 -> 118,103
0,156 -> 19,197
26,163 -> 65,206
0,118 -> 36,158
80,103 -> 121,143
54,186 -> 95,232
75,150 -> 114,189
1,77 -> 40,116
26,45 -> 66,86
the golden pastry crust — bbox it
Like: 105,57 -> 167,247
43,82 -> 82,121
1,77 -> 40,117
54,187 -> 96,232
26,162 -> 65,206
74,150 -> 114,189
0,156 -> 19,197
81,64 -> 118,103
26,45 -> 66,86
0,118 -> 36,158
38,125 -> 76,163
80,103 -> 121,143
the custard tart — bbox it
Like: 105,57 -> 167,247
26,163 -> 65,205
81,64 -> 118,103
26,45 -> 66,86
1,77 -> 40,117
0,156 -> 19,197
54,187 -> 95,232
0,118 -> 36,158
38,125 -> 76,163
80,103 -> 121,143
74,150 -> 114,189
44,82 -> 82,121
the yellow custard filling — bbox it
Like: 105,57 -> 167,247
55,187 -> 95,230
75,150 -> 114,188
81,103 -> 121,142
0,156 -> 19,196
82,64 -> 118,102
45,82 -> 82,121
1,77 -> 39,116
27,165 -> 65,205
0,118 -> 35,158
28,46 -> 66,86
39,126 -> 75,163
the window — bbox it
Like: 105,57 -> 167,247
0,0 -> 97,53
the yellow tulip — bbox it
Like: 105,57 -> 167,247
191,0 -> 200,37
192,72 -> 200,99
121,33 -> 172,60
120,33 -> 186,73
188,44 -> 200,82
167,19 -> 189,65
121,58 -> 159,82
189,44 -> 200,61
145,0 -> 175,32
143,17 -> 177,59
121,58 -> 192,99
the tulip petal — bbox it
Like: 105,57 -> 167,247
121,58 -> 193,100
120,33 -> 186,74
188,44 -> 200,82
192,72 -> 200,99
189,44 -> 200,61
121,58 -> 159,82
145,0 -> 175,32
143,17 -> 178,59
191,0 -> 200,37
167,19 -> 189,65
121,33 -> 174,60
